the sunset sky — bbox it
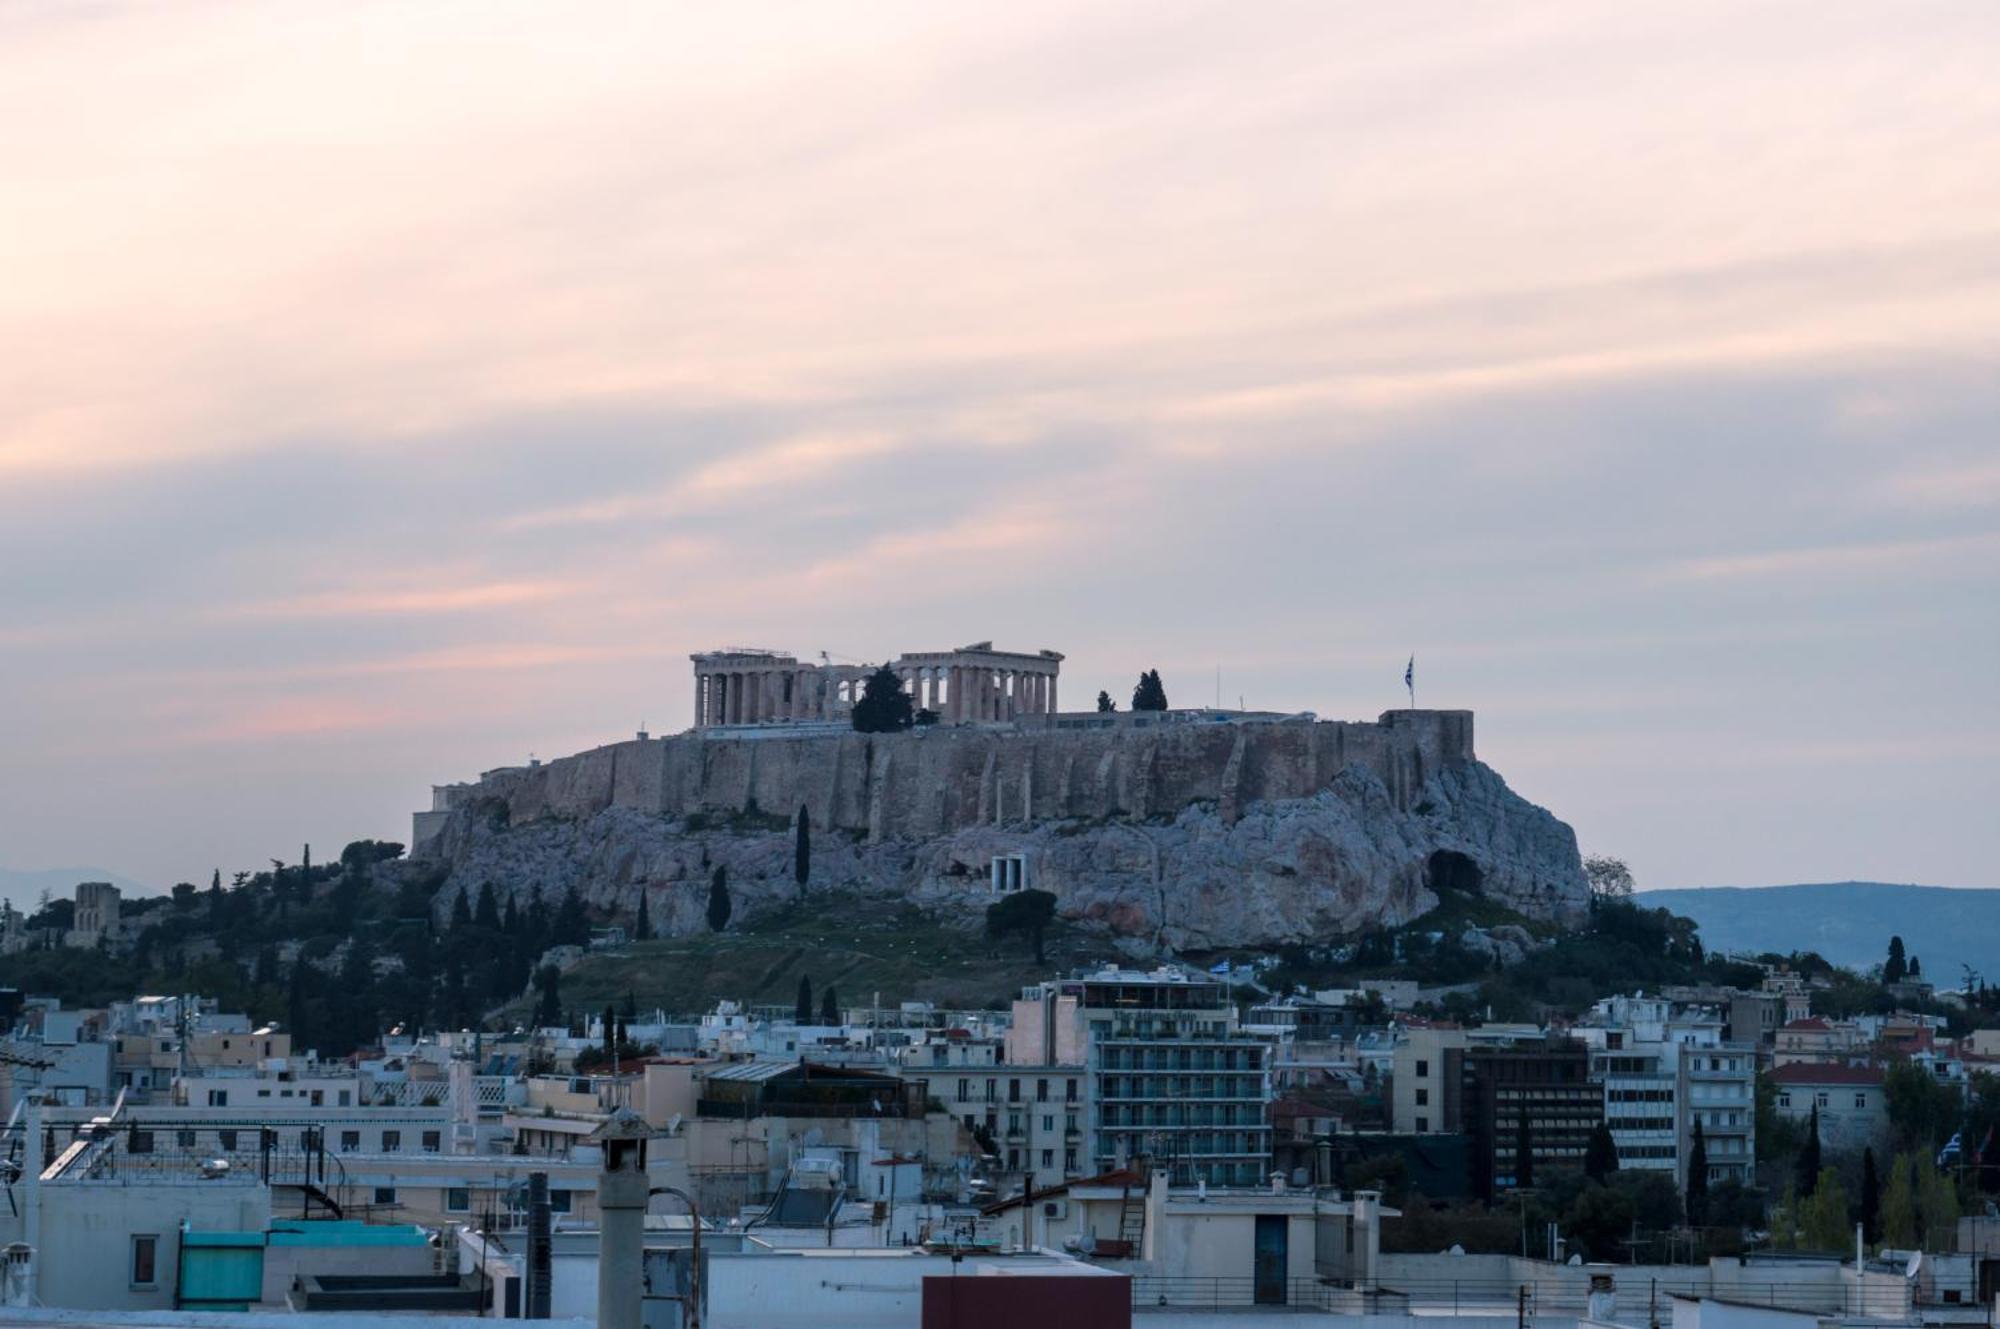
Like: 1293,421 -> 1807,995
3,2 -> 1996,893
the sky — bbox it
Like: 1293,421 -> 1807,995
2,1 -> 1997,895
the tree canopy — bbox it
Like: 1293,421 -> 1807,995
986,889 -> 1058,964
1131,669 -> 1168,711
850,665 -> 914,732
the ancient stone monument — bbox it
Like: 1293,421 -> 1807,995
688,642 -> 1063,727
409,644 -> 1591,954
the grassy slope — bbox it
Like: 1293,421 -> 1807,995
538,892 -> 1118,1018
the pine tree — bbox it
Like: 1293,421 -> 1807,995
1885,936 -> 1907,984
452,887 -> 474,929
1095,691 -> 1115,713
1131,669 -> 1168,711
794,806 -> 812,892
1686,1118 -> 1710,1225
850,665 -> 914,732
795,974 -> 814,1024
474,881 -> 500,930
1908,955 -> 1921,978
634,892 -> 652,941
707,866 -> 732,932
820,985 -> 839,1024
1796,1105 -> 1823,1197
1860,1146 -> 1881,1244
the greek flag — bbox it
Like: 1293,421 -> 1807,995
1938,1131 -> 1963,1168
1405,656 -> 1414,690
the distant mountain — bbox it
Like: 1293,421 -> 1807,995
0,866 -> 157,913
1638,883 -> 2000,987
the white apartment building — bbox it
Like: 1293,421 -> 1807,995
1008,967 -> 1271,1186
1575,994 -> 1755,1187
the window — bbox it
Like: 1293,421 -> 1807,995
310,1090 -> 324,1107
340,1130 -> 360,1152
1009,1078 -> 1021,1102
1414,1059 -> 1429,1078
177,1129 -> 197,1148
373,1186 -> 398,1206
1041,1149 -> 1054,1168
957,1081 -> 969,1102
207,1089 -> 227,1107
338,1090 -> 352,1107
985,1079 -> 997,1102
1778,1092 -> 1792,1108
1007,1148 -> 1019,1169
548,1189 -> 572,1214
218,1129 -> 238,1151
446,1188 -> 471,1213
128,1130 -> 154,1155
1415,1116 -> 1429,1132
1037,1078 -> 1049,1102
1814,1093 -> 1828,1109
1415,1088 -> 1429,1106
1065,1112 -> 1078,1133
1064,1148 -> 1077,1172
1043,1114 -> 1054,1132
382,1130 -> 402,1153
1065,1079 -> 1078,1102
130,1235 -> 159,1288
422,1130 -> 442,1153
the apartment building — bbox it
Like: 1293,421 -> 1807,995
1009,967 -> 1271,1186
1461,1041 -> 1603,1200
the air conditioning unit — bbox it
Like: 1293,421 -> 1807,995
1041,1199 -> 1069,1220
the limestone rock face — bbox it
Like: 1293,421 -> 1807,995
419,756 -> 1588,953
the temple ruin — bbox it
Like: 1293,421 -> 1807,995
688,642 -> 1063,727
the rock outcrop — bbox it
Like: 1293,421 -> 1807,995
413,712 -> 1589,953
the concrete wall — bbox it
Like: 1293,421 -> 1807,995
30,1182 -> 271,1310
422,711 -> 1475,848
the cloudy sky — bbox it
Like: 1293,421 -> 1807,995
3,1 -> 1997,894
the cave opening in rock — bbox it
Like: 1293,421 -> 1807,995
1427,849 -> 1483,896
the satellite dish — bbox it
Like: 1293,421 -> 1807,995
1906,1252 -> 1923,1279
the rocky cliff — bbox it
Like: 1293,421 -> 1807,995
412,711 -> 1589,953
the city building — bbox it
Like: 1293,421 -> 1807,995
1008,967 -> 1272,1186
1768,1062 -> 1890,1152
1461,1040 -> 1603,1200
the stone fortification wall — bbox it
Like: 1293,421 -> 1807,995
424,710 -> 1475,848
412,708 -> 1588,952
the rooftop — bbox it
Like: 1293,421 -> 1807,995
1769,1062 -> 1884,1086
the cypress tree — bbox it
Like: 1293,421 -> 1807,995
795,974 -> 814,1025
1095,691 -> 1115,713
794,806 -> 812,892
1860,1147 -> 1882,1244
533,966 -> 561,1028
451,887 -> 473,930
1885,936 -> 1907,984
820,985 -> 839,1024
474,881 -> 500,930
1796,1106 -> 1823,1197
707,866 -> 732,932
1686,1118 -> 1710,1225
634,892 -> 652,941
1585,1121 -> 1618,1182
602,1004 -> 617,1060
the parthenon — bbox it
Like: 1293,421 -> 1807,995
689,642 -> 1063,728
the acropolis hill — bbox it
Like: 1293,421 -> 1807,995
411,643 -> 1590,953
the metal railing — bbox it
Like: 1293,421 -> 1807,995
1128,1276 -> 1923,1317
